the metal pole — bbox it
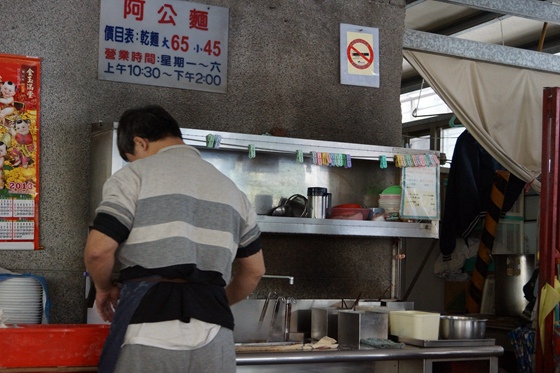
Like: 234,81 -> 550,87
536,87 -> 560,373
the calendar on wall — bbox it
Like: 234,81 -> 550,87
0,53 -> 41,250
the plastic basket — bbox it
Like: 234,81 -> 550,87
0,324 -> 109,368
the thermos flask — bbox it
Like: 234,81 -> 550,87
307,187 -> 328,218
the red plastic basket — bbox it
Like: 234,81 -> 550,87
0,324 -> 109,368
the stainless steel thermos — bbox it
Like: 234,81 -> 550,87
307,187 -> 331,218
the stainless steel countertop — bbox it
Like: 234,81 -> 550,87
236,345 -> 504,365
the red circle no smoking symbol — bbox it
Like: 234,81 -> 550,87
347,38 -> 374,69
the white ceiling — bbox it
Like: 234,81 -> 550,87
402,0 -> 560,91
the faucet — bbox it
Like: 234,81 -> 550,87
268,296 -> 286,341
283,297 -> 296,341
262,274 -> 294,285
257,291 -> 276,332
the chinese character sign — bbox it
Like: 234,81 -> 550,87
99,0 -> 229,93
0,53 -> 41,250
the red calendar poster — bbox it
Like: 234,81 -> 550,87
0,53 -> 41,250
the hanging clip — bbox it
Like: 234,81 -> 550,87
311,151 -> 317,165
405,154 -> 414,167
248,144 -> 256,159
335,153 -> 343,167
206,134 -> 215,148
380,155 -> 387,169
432,154 -> 440,165
424,154 -> 432,167
345,154 -> 352,168
213,135 -> 222,149
296,150 -> 304,163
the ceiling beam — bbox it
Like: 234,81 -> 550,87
426,11 -> 503,36
522,33 -> 560,54
433,0 -> 560,25
401,32 -> 560,93
401,76 -> 428,94
403,29 -> 560,74
401,0 -> 560,93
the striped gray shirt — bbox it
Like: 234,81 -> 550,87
96,144 -> 260,283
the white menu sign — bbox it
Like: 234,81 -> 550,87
400,166 -> 440,220
98,0 -> 229,93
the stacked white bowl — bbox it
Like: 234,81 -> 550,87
0,277 -> 43,324
379,194 -> 401,213
378,185 -> 402,214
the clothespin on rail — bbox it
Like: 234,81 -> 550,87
379,155 -> 387,169
248,144 -> 256,159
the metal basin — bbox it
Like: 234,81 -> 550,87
439,315 -> 487,339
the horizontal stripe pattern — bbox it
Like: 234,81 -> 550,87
119,237 -> 234,280
133,194 -> 243,236
97,145 -> 260,282
466,170 -> 509,313
125,221 -> 236,249
97,200 -> 136,228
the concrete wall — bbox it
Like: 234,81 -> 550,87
0,0 -> 406,323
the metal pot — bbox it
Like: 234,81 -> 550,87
439,315 -> 487,339
494,255 -> 535,317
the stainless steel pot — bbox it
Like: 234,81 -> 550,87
439,315 -> 487,339
494,255 -> 535,317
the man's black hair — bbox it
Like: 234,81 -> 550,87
117,105 -> 183,161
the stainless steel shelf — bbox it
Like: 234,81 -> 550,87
256,216 -> 438,238
180,127 -> 440,239
181,128 -> 437,162
95,125 -> 440,239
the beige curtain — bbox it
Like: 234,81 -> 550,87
403,50 -> 560,193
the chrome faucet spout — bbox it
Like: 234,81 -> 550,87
262,275 -> 294,285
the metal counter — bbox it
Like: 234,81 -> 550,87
236,345 -> 504,373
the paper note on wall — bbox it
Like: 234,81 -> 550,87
400,166 -> 440,220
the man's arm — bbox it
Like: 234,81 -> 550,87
84,229 -> 120,322
226,250 -> 265,305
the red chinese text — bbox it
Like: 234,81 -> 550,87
189,9 -> 208,30
124,0 -> 145,21
158,4 -> 178,26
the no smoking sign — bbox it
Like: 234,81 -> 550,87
340,24 -> 379,88
347,38 -> 374,70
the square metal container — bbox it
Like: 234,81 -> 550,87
337,310 -> 389,348
311,307 -> 341,340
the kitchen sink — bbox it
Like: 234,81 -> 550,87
231,299 -> 413,344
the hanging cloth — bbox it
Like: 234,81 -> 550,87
403,50 -> 557,193
439,131 -> 526,258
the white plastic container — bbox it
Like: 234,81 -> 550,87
389,310 -> 440,340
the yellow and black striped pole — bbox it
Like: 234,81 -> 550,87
466,170 -> 510,314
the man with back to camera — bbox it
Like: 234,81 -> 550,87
84,105 -> 265,373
